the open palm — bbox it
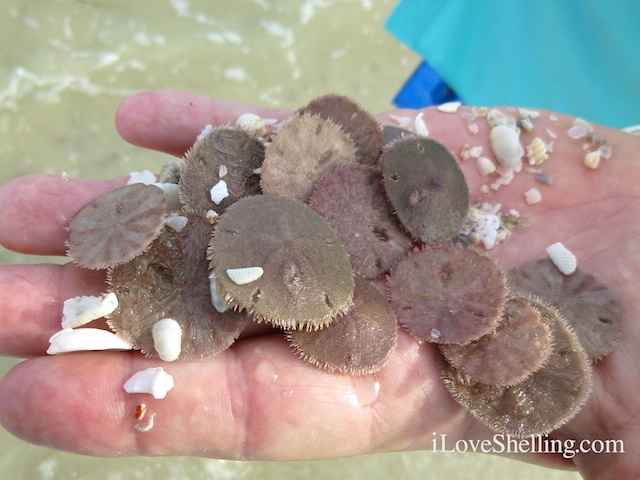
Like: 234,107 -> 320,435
0,90 -> 638,479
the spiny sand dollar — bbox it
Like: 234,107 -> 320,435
179,127 -> 264,213
381,137 -> 469,244
208,195 -> 355,329
308,164 -> 412,279
296,94 -> 382,165
388,244 -> 507,344
287,276 -> 398,375
440,296 -> 553,386
67,183 -> 167,270
442,297 -> 593,438
107,214 -> 248,360
260,113 -> 358,203
507,258 -> 622,360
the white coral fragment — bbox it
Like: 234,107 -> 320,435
152,318 -> 182,362
210,180 -> 229,204
546,242 -> 577,275
47,328 -> 133,355
227,267 -> 264,285
123,367 -> 174,399
61,292 -> 119,329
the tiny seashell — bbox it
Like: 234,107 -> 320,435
546,128 -> 558,139
123,367 -> 174,399
546,242 -> 577,275
476,156 -> 496,177
535,172 -> 553,185
218,165 -> 228,178
209,274 -> 232,313
206,209 -> 219,224
526,137 -> 549,165
490,125 -> 524,168
584,150 -> 601,169
135,413 -> 156,433
127,170 -> 157,185
152,318 -> 182,362
61,292 -> 119,329
226,266 -> 264,285
388,114 -> 412,128
524,187 -> 541,205
437,101 -> 461,113
165,214 -> 188,232
599,144 -> 612,160
197,124 -> 213,140
471,106 -> 488,117
47,328 -> 133,354
469,146 -> 483,159
135,403 -> 147,420
568,124 -> 589,140
487,109 -> 517,128
210,179 -> 229,205
236,113 -> 272,136
414,112 -> 429,136
518,108 -> 540,119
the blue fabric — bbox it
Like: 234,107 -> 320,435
385,0 -> 640,128
393,60 -> 461,108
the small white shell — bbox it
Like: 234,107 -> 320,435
206,209 -> 219,224
490,125 -> 524,168
210,180 -> 229,205
414,112 -> 429,136
135,413 -> 156,433
127,170 -> 157,185
197,124 -> 213,141
546,242 -> 577,275
209,274 -> 232,313
476,156 -> 496,177
524,187 -> 541,205
227,267 -> 264,285
236,113 -> 277,136
218,165 -> 228,178
165,214 -> 189,232
584,150 -> 601,169
61,292 -> 119,329
437,101 -> 461,113
487,109 -> 517,128
123,367 -> 174,399
152,318 -> 182,362
47,328 -> 133,355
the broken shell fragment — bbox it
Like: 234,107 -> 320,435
165,214 -> 189,232
524,187 -> 541,205
476,156 -> 496,177
47,328 -> 133,355
287,276 -> 397,375
507,258 -> 622,360
134,413 -> 156,433
67,183 -> 167,270
546,242 -> 577,275
388,244 -> 507,345
226,267 -> 264,285
209,195 -> 354,330
489,125 -> 524,168
123,367 -> 174,399
210,180 -> 229,205
584,150 -> 601,169
61,292 -> 119,329
152,318 -> 182,362
381,137 -> 469,244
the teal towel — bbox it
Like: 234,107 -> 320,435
385,0 -> 640,128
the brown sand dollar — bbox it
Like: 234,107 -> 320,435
287,276 -> 398,375
440,296 -> 552,386
260,113 -> 358,203
179,127 -> 264,214
296,94 -> 382,165
382,137 -> 469,244
388,244 -> 507,344
309,164 -> 412,279
108,214 -> 248,361
208,195 -> 354,329
442,297 -> 593,437
67,183 -> 167,270
508,258 -> 622,360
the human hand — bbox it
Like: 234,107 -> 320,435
0,90 -> 638,479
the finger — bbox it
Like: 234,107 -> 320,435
0,174 -> 125,256
0,332 -> 459,459
115,90 -> 292,157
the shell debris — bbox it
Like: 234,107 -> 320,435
524,188 -> 541,205
526,137 -> 549,165
152,318 -> 182,362
123,367 -> 174,399
476,157 -> 496,177
414,112 -> 429,136
546,242 -> 577,275
490,125 -> 524,168
218,165 -> 228,178
236,113 -> 278,136
437,101 -> 461,113
61,292 -> 119,329
165,214 -> 189,232
210,180 -> 229,205
206,209 -> 219,224
226,266 -> 264,285
584,150 -> 601,169
134,413 -> 156,433
134,403 -> 147,421
47,328 -> 133,354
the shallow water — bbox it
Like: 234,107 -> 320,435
0,1 -> 580,478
